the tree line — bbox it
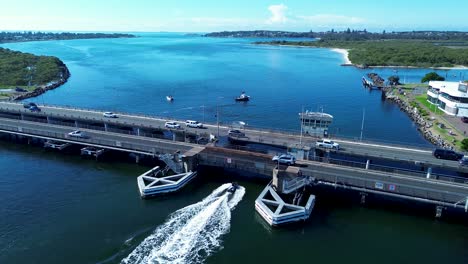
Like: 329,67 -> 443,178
254,40 -> 468,68
0,48 -> 67,86
0,31 -> 135,44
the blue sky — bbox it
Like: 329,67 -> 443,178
1,0 -> 467,32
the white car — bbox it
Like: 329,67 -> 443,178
103,112 -> 118,118
165,121 -> 181,129
185,120 -> 203,128
68,130 -> 88,139
315,139 -> 340,150
272,154 -> 296,166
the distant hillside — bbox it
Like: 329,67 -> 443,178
204,30 -> 315,38
205,30 -> 468,41
0,31 -> 135,44
0,47 -> 69,87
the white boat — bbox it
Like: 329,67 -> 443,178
235,91 -> 250,102
166,95 -> 174,102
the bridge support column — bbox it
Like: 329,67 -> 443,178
360,192 -> 367,204
104,123 -> 108,132
365,159 -> 370,170
435,206 -> 443,218
20,113 -> 24,120
135,155 -> 140,164
46,116 -> 50,123
426,167 -> 432,179
136,128 -> 140,136
74,120 -> 79,128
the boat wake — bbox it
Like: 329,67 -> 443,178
121,183 -> 245,264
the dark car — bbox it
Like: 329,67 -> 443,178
29,106 -> 41,112
432,148 -> 463,161
461,116 -> 468,123
23,102 -> 37,108
228,129 -> 245,137
460,156 -> 468,166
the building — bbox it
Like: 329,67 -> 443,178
427,81 -> 468,116
299,110 -> 333,137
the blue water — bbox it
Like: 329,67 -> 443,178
3,33 -> 466,146
2,34 -> 468,264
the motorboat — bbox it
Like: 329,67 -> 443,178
227,182 -> 239,193
166,95 -> 174,102
235,91 -> 250,102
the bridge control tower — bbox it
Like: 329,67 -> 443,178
299,110 -> 333,137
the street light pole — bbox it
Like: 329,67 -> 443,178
300,105 -> 304,145
360,108 -> 365,141
217,103 -> 219,138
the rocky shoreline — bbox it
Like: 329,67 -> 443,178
384,91 -> 455,150
11,66 -> 70,101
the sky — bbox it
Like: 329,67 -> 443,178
1,0 -> 467,32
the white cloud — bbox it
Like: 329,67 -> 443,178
267,4 -> 288,24
298,14 -> 365,27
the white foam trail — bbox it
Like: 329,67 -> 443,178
122,183 -> 245,264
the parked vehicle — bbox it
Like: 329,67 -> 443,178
29,106 -> 41,112
228,129 -> 245,137
272,154 -> 296,166
165,121 -> 180,129
185,120 -> 203,128
315,139 -> 340,150
461,116 -> 468,123
103,112 -> 118,118
432,148 -> 463,161
67,130 -> 88,139
459,156 -> 468,166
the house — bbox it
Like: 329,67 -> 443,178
427,81 -> 468,116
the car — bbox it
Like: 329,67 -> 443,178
315,139 -> 340,150
461,116 -> 468,123
67,130 -> 88,139
228,129 -> 245,137
165,121 -> 181,129
432,148 -> 463,161
185,120 -> 203,128
29,106 -> 41,112
272,154 -> 296,166
459,156 -> 468,166
103,112 -> 118,118
23,102 -> 37,108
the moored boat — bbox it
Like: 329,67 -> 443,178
235,91 -> 250,102
166,95 -> 174,101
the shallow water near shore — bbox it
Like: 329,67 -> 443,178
1,33 -> 468,264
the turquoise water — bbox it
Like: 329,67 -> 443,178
3,33 -> 466,145
1,34 -> 468,264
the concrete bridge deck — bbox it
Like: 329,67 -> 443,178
1,102 -> 468,213
0,102 -> 465,173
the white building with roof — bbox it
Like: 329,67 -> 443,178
427,81 -> 468,117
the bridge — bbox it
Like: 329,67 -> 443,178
0,102 -> 467,216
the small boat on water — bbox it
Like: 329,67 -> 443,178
227,182 -> 239,193
235,91 -> 250,102
166,95 -> 174,102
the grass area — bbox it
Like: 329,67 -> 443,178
399,83 -> 429,89
0,85 -> 37,91
414,94 -> 443,115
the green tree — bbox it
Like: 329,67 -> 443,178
462,138 -> 468,151
388,75 -> 400,85
421,72 -> 445,83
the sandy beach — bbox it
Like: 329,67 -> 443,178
331,48 -> 351,65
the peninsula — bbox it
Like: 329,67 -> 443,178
0,31 -> 136,44
206,30 -> 468,68
0,47 -> 70,100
